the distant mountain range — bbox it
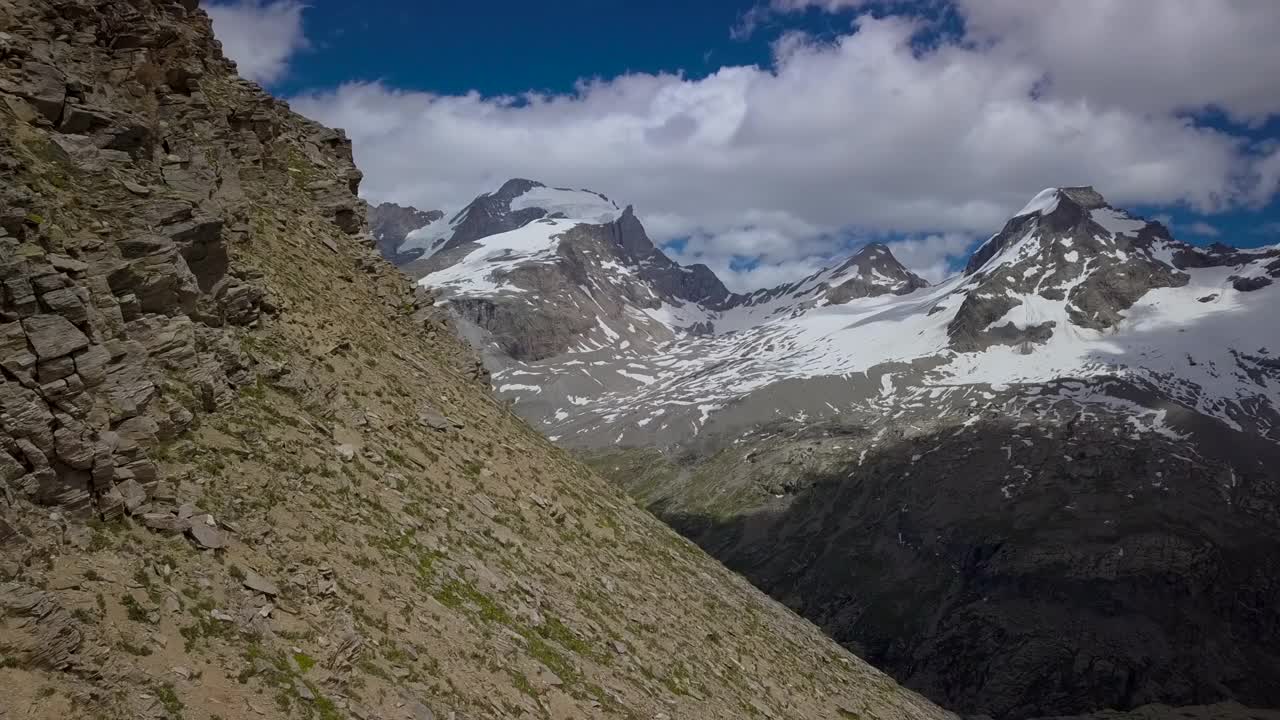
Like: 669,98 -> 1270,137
373,181 -> 1280,718
375,181 -> 1279,449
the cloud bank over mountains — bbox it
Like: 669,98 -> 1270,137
212,0 -> 1280,289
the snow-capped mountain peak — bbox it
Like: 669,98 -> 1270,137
388,179 -> 622,265
967,186 -> 1128,275
390,179 -> 738,361
1012,185 -> 1107,218
823,242 -> 930,304
506,181 -> 620,224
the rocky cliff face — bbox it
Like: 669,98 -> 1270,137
0,3 -> 957,720
0,0 -> 371,522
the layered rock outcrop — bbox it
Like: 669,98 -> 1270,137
0,0 -> 410,520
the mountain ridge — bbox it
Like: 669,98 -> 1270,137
375,180 -> 939,308
372,179 -> 954,367
382,180 -> 1278,348
400,179 -> 1279,448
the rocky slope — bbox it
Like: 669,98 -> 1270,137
0,3 -> 957,720
407,182 -> 1280,717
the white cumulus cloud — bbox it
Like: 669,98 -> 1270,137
206,0 -> 308,86
291,8 -> 1280,291
956,0 -> 1280,122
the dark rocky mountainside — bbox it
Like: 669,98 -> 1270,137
0,2 -> 956,720
588,406 -> 1280,719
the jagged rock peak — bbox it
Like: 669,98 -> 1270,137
372,200 -> 441,217
967,185 -> 1138,276
951,184 -> 1198,350
823,243 -> 929,304
832,242 -> 910,276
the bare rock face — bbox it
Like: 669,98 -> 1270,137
0,61 -> 66,122
369,202 -> 444,263
0,0 -> 375,518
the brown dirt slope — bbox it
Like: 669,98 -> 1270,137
0,2 -> 952,719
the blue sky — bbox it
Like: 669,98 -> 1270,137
207,0 -> 1280,288
273,2 -> 772,98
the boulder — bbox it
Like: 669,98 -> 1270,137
48,255 -> 89,274
116,478 -> 147,513
38,286 -> 88,323
1,61 -> 66,122
21,314 -> 89,360
38,355 -> 76,382
0,321 -> 37,378
242,570 -> 280,596
52,426 -> 94,470
0,449 -> 25,483
189,520 -> 225,549
2,94 -> 38,123
72,344 -> 110,387
140,512 -> 190,534
418,406 -> 460,431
